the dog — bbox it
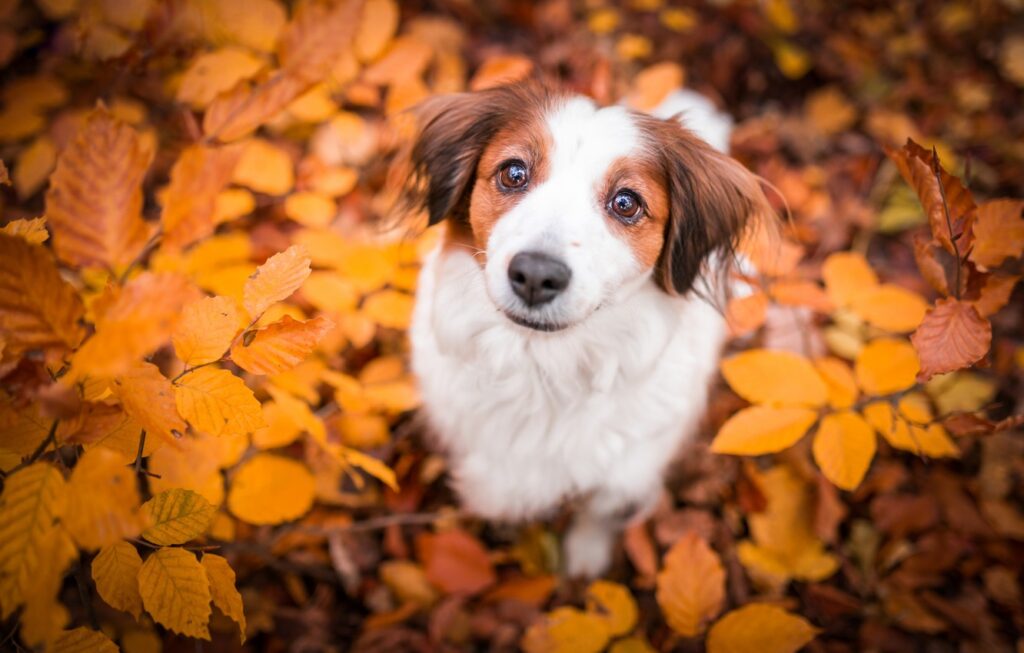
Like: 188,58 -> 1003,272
401,80 -> 770,577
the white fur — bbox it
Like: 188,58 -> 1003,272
411,90 -> 733,577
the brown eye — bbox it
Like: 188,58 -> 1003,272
498,160 -> 529,190
610,190 -> 642,223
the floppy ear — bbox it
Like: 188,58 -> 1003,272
649,119 -> 771,296
402,89 -> 514,226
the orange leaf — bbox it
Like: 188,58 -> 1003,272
176,47 -> 266,109
172,296 -> 243,367
721,349 -> 828,407
44,107 -> 152,269
227,453 -> 316,524
969,199 -> 1024,270
585,581 -> 638,637
863,398 -> 959,458
231,315 -> 332,375
469,54 -> 534,91
912,234 -> 950,295
64,448 -> 145,550
710,406 -> 818,455
769,279 -> 833,312
854,338 -> 919,395
812,411 -> 876,490
161,144 -> 243,251
243,245 -> 312,318
812,357 -> 858,409
363,289 -> 414,330
1,217 -> 48,244
521,606 -> 611,653
363,35 -> 433,86
417,529 -> 496,595
655,532 -> 725,636
353,0 -> 399,61
0,233 -> 84,354
707,604 -> 818,653
850,284 -> 928,333
111,362 -> 187,444
910,298 -> 991,381
971,273 -> 1020,318
625,62 -> 684,112
232,138 -> 294,195
174,367 -> 265,437
886,139 -> 976,257
822,251 -> 878,308
725,290 -> 768,337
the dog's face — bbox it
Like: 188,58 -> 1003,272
404,81 -> 767,332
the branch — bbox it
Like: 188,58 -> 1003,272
931,147 -> 962,299
10,420 -> 59,474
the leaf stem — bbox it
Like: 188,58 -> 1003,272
171,359 -> 220,384
133,430 -> 146,475
930,148 -> 962,300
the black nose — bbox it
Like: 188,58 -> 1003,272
507,252 -> 571,307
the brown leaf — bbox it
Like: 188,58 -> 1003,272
886,139 -> 975,257
969,199 -> 1024,269
112,362 -> 187,444
231,315 -> 332,375
943,413 -> 1024,437
912,234 -> 950,295
655,532 -> 725,636
910,298 -> 991,381
970,273 -> 1020,318
44,107 -> 152,269
416,529 -> 496,596
161,144 -> 243,251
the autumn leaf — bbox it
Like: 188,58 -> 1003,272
161,144 -> 243,251
137,547 -> 212,640
91,541 -> 144,619
850,284 -> 928,333
1,216 -> 48,244
721,349 -> 828,407
175,366 -> 266,437
18,525 -> 77,647
44,107 -> 152,269
813,357 -> 859,409
172,295 -> 243,367
911,298 -> 992,381
0,463 -> 67,619
112,362 -> 187,444
243,244 -> 312,318
176,47 -> 266,109
710,406 -> 819,455
822,251 -> 878,307
202,554 -> 246,643
863,396 -> 959,458
625,61 -> 684,111
363,289 -> 414,329
0,233 -> 84,354
50,627 -> 119,653
585,580 -> 638,637
971,273 -> 1020,318
968,199 -> 1024,269
227,453 -> 316,524
417,529 -> 496,595
64,447 -> 145,550
233,138 -> 294,195
812,411 -> 876,490
655,532 -> 725,636
141,489 -> 216,545
521,606 -> 611,653
231,314 -> 332,375
854,338 -> 920,395
340,446 -> 399,491
707,604 -> 818,653
353,0 -> 399,61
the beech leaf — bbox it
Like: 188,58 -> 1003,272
910,298 -> 991,381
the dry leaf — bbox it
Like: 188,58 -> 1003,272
227,453 -> 316,524
969,199 -> 1024,269
655,532 -> 725,636
910,298 -> 991,381
417,529 -> 496,595
161,144 -> 243,251
112,362 -> 187,444
137,547 -> 211,640
202,554 -> 246,643
707,604 -> 817,653
812,411 -> 876,490
854,338 -> 920,395
173,295 -> 243,367
711,406 -> 818,455
91,542 -> 144,619
721,349 -> 828,407
231,314 -> 332,375
244,245 -> 312,318
175,366 -> 266,437
141,489 -> 216,545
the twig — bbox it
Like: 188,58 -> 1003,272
11,420 -> 59,474
74,559 -> 99,630
171,359 -> 220,383
278,510 -> 461,543
931,147 -> 962,299
132,430 -> 146,475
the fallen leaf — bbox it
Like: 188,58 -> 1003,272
711,406 -> 818,455
655,532 -> 725,636
417,529 -> 496,595
854,338 -> 920,395
721,349 -> 828,407
707,604 -> 818,653
812,411 -> 876,490
227,453 -> 316,524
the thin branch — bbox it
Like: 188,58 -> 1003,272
132,430 -> 146,475
11,420 -> 59,474
931,147 -> 962,299
171,359 -> 221,383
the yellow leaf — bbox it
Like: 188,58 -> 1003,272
585,581 -> 637,636
137,547 -> 212,640
112,362 -> 188,444
854,338 -> 919,395
175,367 -> 266,437
851,283 -> 928,333
0,233 -> 85,354
201,554 -> 246,643
659,7 -> 697,31
173,295 -> 243,367
1,216 -> 48,244
341,446 -> 398,491
190,0 -> 285,52
300,271 -> 359,313
51,627 -> 119,653
721,349 -> 828,407
773,41 -> 811,79
0,399 -> 52,455
176,47 -> 266,108
710,406 -> 818,455
812,411 -> 876,490
863,397 -> 959,458
232,138 -> 294,195
265,384 -> 326,440
148,436 -> 225,505
91,541 -> 144,619
284,191 -> 337,227
251,400 -> 302,449
286,83 -> 338,122
141,489 -> 216,545
18,526 -> 76,647
363,289 -> 413,329
161,144 -> 243,251
764,0 -> 798,33
813,357 -> 858,409
44,107 -> 152,269
587,8 -> 619,34
337,413 -> 390,448
354,0 -> 399,61
14,136 -> 56,198
707,604 -> 818,653
243,244 -> 312,318
521,606 -> 612,653
655,532 -> 725,636
70,272 -> 197,380
227,453 -> 316,524
609,637 -> 656,653
822,251 -> 878,308
0,104 -> 44,142
64,447 -> 145,550
231,314 -> 333,375
0,463 -> 66,619
212,188 -> 255,224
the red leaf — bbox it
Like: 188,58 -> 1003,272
912,234 -> 950,295
416,529 -> 496,595
910,298 -> 991,381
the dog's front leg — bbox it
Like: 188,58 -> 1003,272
564,485 -> 660,578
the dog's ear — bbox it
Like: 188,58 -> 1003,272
647,118 -> 771,296
402,90 -> 512,226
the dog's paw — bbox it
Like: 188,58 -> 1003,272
563,522 -> 613,578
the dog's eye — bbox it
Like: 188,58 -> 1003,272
610,190 -> 643,223
498,161 -> 529,190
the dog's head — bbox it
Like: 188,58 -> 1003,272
402,80 -> 769,332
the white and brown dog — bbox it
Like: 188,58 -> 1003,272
402,80 -> 770,577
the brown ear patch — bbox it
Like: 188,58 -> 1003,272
599,155 -> 670,270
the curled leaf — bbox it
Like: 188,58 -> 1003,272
910,298 -> 991,381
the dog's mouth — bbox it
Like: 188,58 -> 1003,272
502,310 -> 571,333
